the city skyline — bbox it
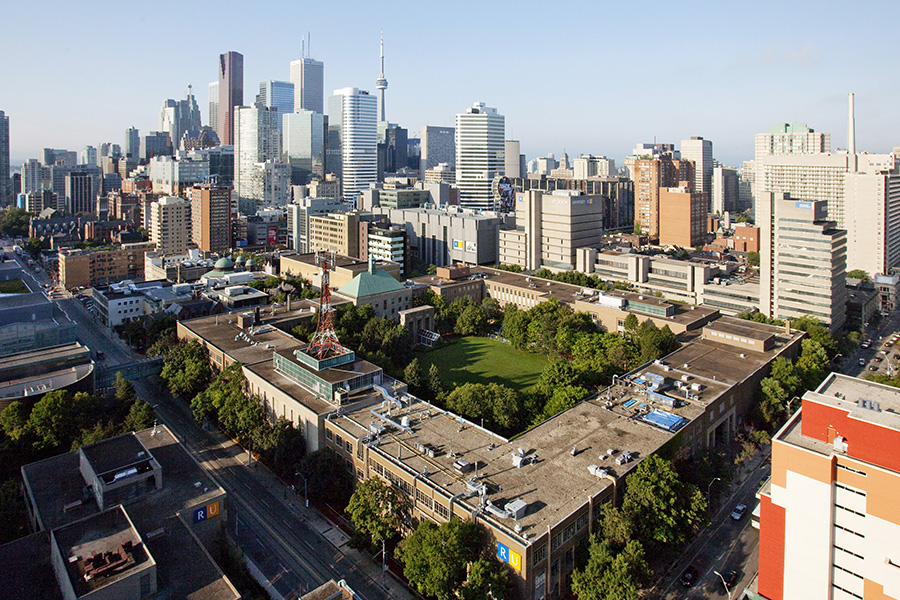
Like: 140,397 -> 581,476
3,0 -> 900,169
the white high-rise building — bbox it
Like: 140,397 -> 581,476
572,155 -> 616,179
208,82 -> 219,132
754,123 -> 830,160
329,88 -> 377,203
149,196 -> 192,255
20,159 -> 47,195
290,58 -> 324,114
455,102 -> 505,210
680,136 -> 713,203
283,110 -> 325,183
257,81 -> 294,131
234,106 -> 283,208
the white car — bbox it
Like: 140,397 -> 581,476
731,503 -> 747,520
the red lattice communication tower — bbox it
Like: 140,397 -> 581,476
307,252 -> 345,359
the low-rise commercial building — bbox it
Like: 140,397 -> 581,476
280,253 -> 402,289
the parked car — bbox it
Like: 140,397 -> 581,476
859,358 -> 867,366
861,341 -> 871,349
869,365 -> 879,371
721,569 -> 738,586
731,503 -> 747,520
875,356 -> 884,362
680,566 -> 699,587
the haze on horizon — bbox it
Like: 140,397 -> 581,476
3,0 -> 899,169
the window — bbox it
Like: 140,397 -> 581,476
325,428 -> 333,441
345,440 -> 351,453
534,544 -> 547,563
335,434 -> 343,448
416,489 -> 433,509
434,502 -> 449,519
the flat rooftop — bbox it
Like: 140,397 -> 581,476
705,317 -> 776,342
0,531 -> 62,600
80,432 -> 154,480
331,395 -> 676,543
179,315 -> 305,366
22,425 -> 223,532
53,506 -> 152,598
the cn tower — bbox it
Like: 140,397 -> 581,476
375,30 -> 388,122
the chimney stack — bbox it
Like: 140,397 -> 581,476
848,92 -> 856,159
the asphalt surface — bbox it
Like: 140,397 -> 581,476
653,452 -> 770,599
838,311 -> 900,378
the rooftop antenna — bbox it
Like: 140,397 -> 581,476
306,251 -> 344,359
301,36 -> 305,59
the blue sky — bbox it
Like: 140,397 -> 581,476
3,0 -> 899,169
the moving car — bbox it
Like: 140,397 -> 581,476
731,503 -> 747,520
680,566 -> 699,587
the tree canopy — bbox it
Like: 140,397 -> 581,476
160,339 -> 212,398
347,477 -> 405,550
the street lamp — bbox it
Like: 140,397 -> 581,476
707,477 -> 721,512
787,396 -> 801,414
295,472 -> 308,508
714,570 -> 733,600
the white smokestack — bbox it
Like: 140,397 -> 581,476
848,92 -> 856,156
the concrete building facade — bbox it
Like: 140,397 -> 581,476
658,185 -> 706,248
149,196 -> 191,255
455,102 -> 504,210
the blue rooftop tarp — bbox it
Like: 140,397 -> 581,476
642,409 -> 687,432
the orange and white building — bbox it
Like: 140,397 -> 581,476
758,373 -> 900,600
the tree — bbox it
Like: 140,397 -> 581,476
618,455 -> 706,549
124,399 -> 155,432
404,358 -> 424,392
571,536 -> 650,600
458,556 -> 512,600
0,479 -> 27,544
395,519 -> 482,600
160,340 -> 212,398
25,237 -> 44,260
444,383 -> 523,433
796,338 -> 830,390
847,269 -> 870,281
0,401 -> 30,442
347,477 -> 405,550
296,449 -> 354,506
539,385 -> 587,422
747,251 -> 760,267
114,372 -> 137,404
27,390 -> 101,451
0,208 -> 29,238
455,304 -> 487,336
427,363 -> 444,397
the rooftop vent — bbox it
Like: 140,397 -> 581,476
833,436 -> 848,453
858,398 -> 882,412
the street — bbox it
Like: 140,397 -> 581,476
652,451 -> 770,599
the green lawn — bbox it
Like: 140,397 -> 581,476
416,336 -> 549,392
0,279 -> 29,294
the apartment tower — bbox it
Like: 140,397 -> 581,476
190,184 -> 232,253
149,196 -> 192,255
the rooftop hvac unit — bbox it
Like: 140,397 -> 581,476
453,459 -> 474,474
505,499 -> 528,519
401,416 -> 410,428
